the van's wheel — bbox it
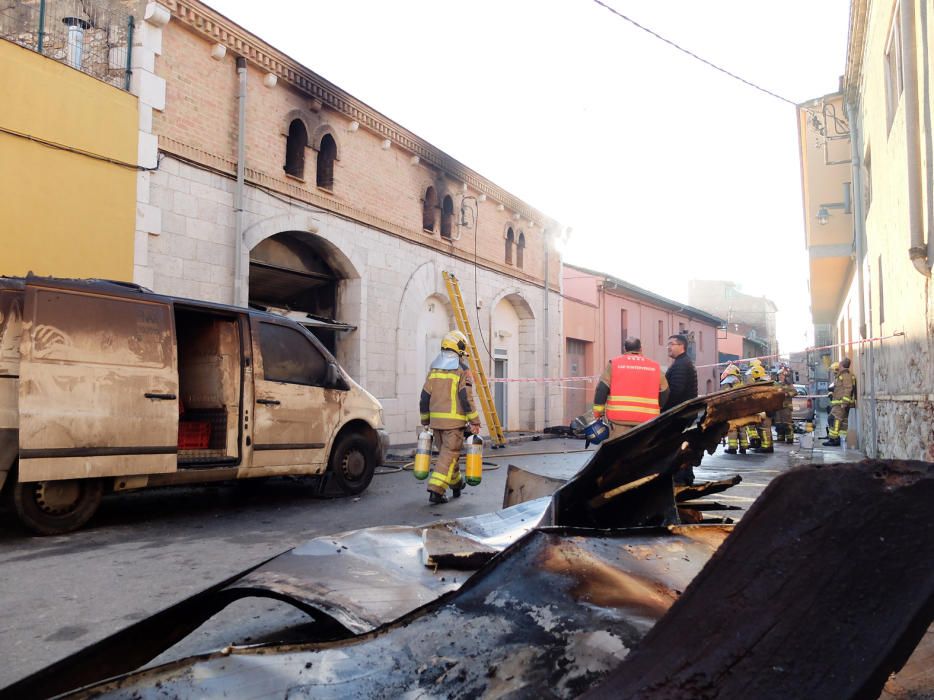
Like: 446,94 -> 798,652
12,479 -> 103,535
328,434 -> 376,496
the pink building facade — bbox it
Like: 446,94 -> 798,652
562,264 -> 723,422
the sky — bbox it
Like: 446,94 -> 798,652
206,0 -> 851,354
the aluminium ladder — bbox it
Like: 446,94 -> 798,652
442,272 -> 506,447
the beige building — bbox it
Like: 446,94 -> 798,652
797,0 -> 934,459
687,280 -> 778,359
111,0 -> 563,444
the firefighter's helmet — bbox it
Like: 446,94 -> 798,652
830,361 -> 840,373
720,364 -> 740,381
749,358 -> 763,369
441,330 -> 469,356
748,364 -> 768,381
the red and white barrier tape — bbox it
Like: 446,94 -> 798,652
485,331 -> 905,384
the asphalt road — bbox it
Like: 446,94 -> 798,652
0,437 -> 838,689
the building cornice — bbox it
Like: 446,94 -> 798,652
162,0 -> 553,229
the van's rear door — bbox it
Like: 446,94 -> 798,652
18,281 -> 179,482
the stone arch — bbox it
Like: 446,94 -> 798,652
242,212 -> 363,374
488,288 -> 537,430
311,123 -> 342,160
280,109 -> 315,142
394,261 -> 452,399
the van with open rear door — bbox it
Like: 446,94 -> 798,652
0,276 -> 388,534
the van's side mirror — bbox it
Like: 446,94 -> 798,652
325,362 -> 347,390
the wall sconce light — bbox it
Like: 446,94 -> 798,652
210,43 -> 227,60
478,194 -> 487,203
381,139 -> 392,150
263,72 -> 277,88
409,155 -> 420,165
348,120 -> 359,132
816,184 -> 853,226
496,204 -> 505,212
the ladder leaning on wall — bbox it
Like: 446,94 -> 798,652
442,271 -> 506,447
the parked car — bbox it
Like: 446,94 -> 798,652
792,384 -> 814,429
0,276 -> 389,535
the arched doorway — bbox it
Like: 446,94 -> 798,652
415,294 -> 453,399
248,231 -> 357,355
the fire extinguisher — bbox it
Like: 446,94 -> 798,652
465,434 -> 483,486
413,427 -> 432,480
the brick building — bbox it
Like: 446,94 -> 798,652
562,264 -> 722,423
129,1 -> 561,443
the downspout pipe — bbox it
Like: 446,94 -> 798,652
543,230 -> 550,427
233,56 -> 247,307
846,100 -> 877,456
921,0 -> 934,270
901,0 -> 929,277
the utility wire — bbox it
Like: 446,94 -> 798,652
589,0 -> 799,107
0,125 -> 160,171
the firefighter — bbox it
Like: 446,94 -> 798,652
747,363 -> 774,453
823,358 -> 856,447
720,363 -> 748,454
592,337 -> 669,440
419,330 -> 481,504
774,365 -> 796,444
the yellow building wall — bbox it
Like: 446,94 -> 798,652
0,40 -> 137,279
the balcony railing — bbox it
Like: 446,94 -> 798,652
0,0 -> 134,90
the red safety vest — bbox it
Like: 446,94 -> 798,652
606,354 -> 661,424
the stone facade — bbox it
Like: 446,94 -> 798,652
130,1 -> 563,444
799,0 -> 934,460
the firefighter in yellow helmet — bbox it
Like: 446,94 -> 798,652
419,330 -> 481,504
719,363 -> 748,454
746,362 -> 774,452
774,365 -> 796,444
823,358 -> 856,447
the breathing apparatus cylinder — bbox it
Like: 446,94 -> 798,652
465,434 -> 483,485
414,428 -> 432,480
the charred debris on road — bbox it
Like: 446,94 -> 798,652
4,384 -> 932,699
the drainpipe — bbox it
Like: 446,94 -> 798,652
542,229 -> 550,427
921,0 -> 934,270
233,57 -> 247,307
901,0 -> 929,277
846,100 -> 876,456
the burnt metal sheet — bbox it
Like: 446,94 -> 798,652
551,384 -> 784,528
422,526 -> 498,569
584,460 -> 934,700
57,526 -> 732,700
225,497 -> 551,635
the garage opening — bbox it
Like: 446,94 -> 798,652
248,232 -> 356,355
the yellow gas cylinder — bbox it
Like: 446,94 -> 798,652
413,428 -> 432,480
465,434 -> 483,486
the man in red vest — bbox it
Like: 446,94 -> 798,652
592,337 -> 670,439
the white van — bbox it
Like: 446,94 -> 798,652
0,276 -> 388,534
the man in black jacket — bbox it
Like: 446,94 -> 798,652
664,334 -> 698,410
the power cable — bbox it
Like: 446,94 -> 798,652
589,0 -> 799,107
0,124 -> 162,171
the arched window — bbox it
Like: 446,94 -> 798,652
517,232 -> 526,269
422,186 -> 438,232
505,227 -> 514,265
284,119 -> 307,178
316,133 -> 337,189
440,195 -> 454,239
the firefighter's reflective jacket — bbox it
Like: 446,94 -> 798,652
593,353 -> 669,425
419,350 -> 480,430
830,369 -> 856,407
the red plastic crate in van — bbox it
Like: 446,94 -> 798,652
178,421 -> 211,449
